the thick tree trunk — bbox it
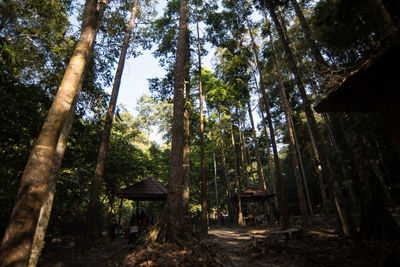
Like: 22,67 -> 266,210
230,125 -> 244,225
197,20 -> 207,235
0,1 -> 107,265
163,0 -> 188,243
246,16 -> 289,228
182,38 -> 191,227
29,76 -> 84,267
86,0 -> 138,241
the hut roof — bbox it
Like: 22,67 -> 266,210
117,176 -> 167,201
232,187 -> 275,202
314,40 -> 400,113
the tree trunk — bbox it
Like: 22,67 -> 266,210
0,1 -> 107,265
230,125 -> 244,226
247,102 -> 266,191
267,29 -> 310,219
246,15 -> 289,228
29,76 -> 84,267
86,0 -> 138,241
220,138 -> 234,222
197,20 -> 207,235
162,0 -> 188,243
289,0 -> 329,70
267,1 -> 353,233
238,125 -> 250,188
341,116 -> 400,240
182,25 -> 191,227
212,148 -> 220,219
259,104 -> 279,210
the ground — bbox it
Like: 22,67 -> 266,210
39,217 -> 397,266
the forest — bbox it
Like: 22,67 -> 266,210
0,0 -> 399,266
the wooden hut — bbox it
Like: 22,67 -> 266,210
314,40 -> 400,151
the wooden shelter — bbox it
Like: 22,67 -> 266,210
116,176 -> 167,229
314,40 -> 400,151
232,187 -> 275,202
117,176 -> 168,201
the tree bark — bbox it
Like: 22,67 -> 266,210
267,29 -> 310,219
247,102 -> 266,191
28,75 -> 84,267
197,20 -> 207,235
0,1 -> 107,265
267,1 -> 357,238
289,0 -> 329,70
246,15 -> 289,228
230,124 -> 244,225
212,148 -> 220,219
238,125 -> 250,188
86,0 -> 138,241
163,0 -> 188,243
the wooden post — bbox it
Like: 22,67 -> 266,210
117,198 -> 123,233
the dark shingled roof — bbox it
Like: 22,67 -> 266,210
117,176 -> 167,201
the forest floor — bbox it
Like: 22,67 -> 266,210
39,216 -> 396,266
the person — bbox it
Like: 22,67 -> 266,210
128,214 -> 139,244
219,213 -> 224,227
274,209 -> 281,224
109,216 -> 117,241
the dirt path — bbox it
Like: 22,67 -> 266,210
208,227 -> 274,267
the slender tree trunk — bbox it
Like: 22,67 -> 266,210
289,0 -> 329,70
230,125 -> 244,225
197,20 -> 207,235
267,1 -> 354,233
259,105 -> 279,210
86,0 -> 138,240
247,102 -> 266,190
212,147 -> 220,218
29,76 -> 84,267
220,138 -> 234,222
341,116 -> 400,240
266,30 -> 309,219
246,16 -> 289,228
0,1 -> 107,265
238,125 -> 250,188
163,0 -> 188,243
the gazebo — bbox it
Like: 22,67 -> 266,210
314,40 -> 400,151
116,176 -> 167,228
231,187 -> 275,225
231,187 -> 275,203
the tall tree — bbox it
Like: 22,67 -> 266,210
86,0 -> 139,240
245,13 -> 290,228
230,124 -> 244,225
265,0 -> 354,234
29,75 -> 85,267
162,0 -> 189,242
197,19 -> 208,235
0,0 -> 108,265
